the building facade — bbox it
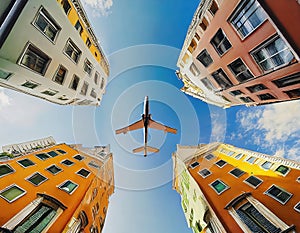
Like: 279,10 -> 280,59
0,0 -> 109,106
0,137 -> 114,233
176,0 -> 300,108
173,143 -> 300,233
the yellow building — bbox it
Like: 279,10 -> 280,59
0,0 -> 109,106
173,143 -> 300,233
0,136 -> 114,233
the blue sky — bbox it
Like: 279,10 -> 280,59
0,0 -> 300,232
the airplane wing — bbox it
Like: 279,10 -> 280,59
148,119 -> 177,134
115,120 -> 144,134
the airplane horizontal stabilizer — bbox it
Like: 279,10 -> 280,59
132,146 -> 159,156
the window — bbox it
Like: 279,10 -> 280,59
58,180 -> 78,194
0,164 -> 15,178
258,93 -> 276,101
47,151 -> 59,157
73,154 -> 84,161
228,58 -> 253,82
58,96 -> 69,101
265,185 -> 292,204
53,65 -> 67,85
188,39 -> 197,53
230,168 -> 245,178
17,159 -> 35,168
33,7 -> 60,42
77,99 -> 93,105
0,69 -> 12,80
195,33 -> 200,41
294,202 -> 300,213
21,80 -> 40,89
13,201 -> 59,232
244,176 -> 262,188
272,72 -> 300,88
94,72 -> 100,85
246,156 -> 256,164
236,202 -> 282,233
62,0 -> 71,15
211,69 -> 233,89
246,84 -> 267,93
190,161 -> 200,169
74,20 -> 83,35
230,90 -> 243,96
100,77 -> 105,89
46,164 -> 62,175
86,38 -> 92,48
36,153 -> 51,161
26,172 -> 47,186
209,1 -> 219,15
199,17 -> 208,31
215,160 -> 227,168
61,159 -> 74,166
230,0 -> 266,38
64,39 -> 81,63
0,184 -> 26,203
90,88 -> 97,98
205,154 -> 215,160
201,77 -> 216,91
84,59 -> 93,75
20,44 -> 50,75
189,63 -> 200,76
196,49 -> 213,67
275,165 -> 289,175
41,89 -> 58,96
240,96 -> 254,103
261,161 -> 273,170
210,29 -> 232,56
252,36 -> 294,72
76,168 -> 91,178
285,88 -> 300,99
297,177 -> 300,183
70,75 -> 80,90
210,179 -> 229,194
234,153 -> 243,160
198,168 -> 211,178
57,149 -> 66,154
80,81 -> 88,95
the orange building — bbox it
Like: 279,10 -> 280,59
173,143 -> 300,233
0,137 -> 114,233
176,0 -> 300,108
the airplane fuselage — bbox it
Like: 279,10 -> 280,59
142,96 -> 150,145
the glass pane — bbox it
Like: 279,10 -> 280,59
0,165 -> 14,176
1,186 -> 24,201
28,173 -> 47,185
36,15 -> 47,31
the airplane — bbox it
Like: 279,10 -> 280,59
115,96 -> 177,157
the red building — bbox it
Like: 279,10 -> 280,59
177,0 -> 300,108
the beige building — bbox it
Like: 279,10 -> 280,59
0,0 -> 109,106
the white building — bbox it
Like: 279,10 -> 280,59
0,0 -> 109,106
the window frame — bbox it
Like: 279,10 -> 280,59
69,75 -> 80,91
21,80 -> 41,89
245,156 -> 256,164
189,161 -> 200,169
211,68 -> 233,90
229,0 -> 267,39
53,65 -> 67,85
196,49 -> 213,68
228,58 -> 254,83
35,153 -> 51,161
18,43 -> 51,76
63,39 -> 82,64
0,69 -> 12,80
76,168 -> 91,178
0,164 -> 15,178
0,184 -> 26,203
61,159 -> 75,167
17,158 -> 35,168
261,161 -> 273,170
80,81 -> 89,96
205,154 -> 215,161
251,35 -> 295,72
229,168 -> 245,178
32,6 -> 61,43
275,165 -> 290,176
83,59 -> 93,76
73,154 -> 85,161
198,168 -> 212,178
272,72 -> 300,88
210,29 -> 232,56
215,159 -> 227,168
58,180 -> 79,195
26,172 -> 48,186
294,202 -> 300,213
244,175 -> 263,189
210,179 -> 230,195
46,164 -> 63,175
264,184 -> 293,205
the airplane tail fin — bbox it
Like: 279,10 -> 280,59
132,146 -> 159,157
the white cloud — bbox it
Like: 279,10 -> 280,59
82,0 -> 113,16
0,87 -> 11,110
234,100 -> 300,161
